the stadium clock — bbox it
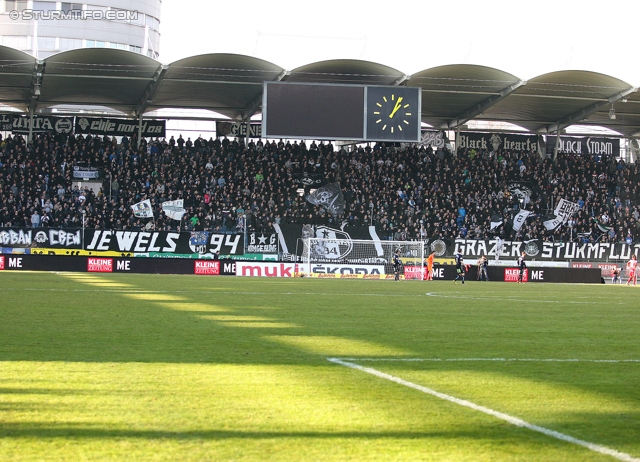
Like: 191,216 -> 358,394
365,86 -> 421,142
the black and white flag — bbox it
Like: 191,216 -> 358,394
543,214 -> 563,231
162,200 -> 185,221
554,199 -> 580,225
490,214 -> 503,230
306,182 -> 345,216
131,199 -> 154,218
512,210 -> 532,231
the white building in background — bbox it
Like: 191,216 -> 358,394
0,0 -> 161,59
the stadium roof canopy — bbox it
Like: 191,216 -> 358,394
1,45 -> 639,137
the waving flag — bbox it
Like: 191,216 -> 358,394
162,199 -> 186,220
306,182 -> 345,216
543,214 -> 562,231
490,214 -> 503,230
554,199 -> 580,224
512,210 -> 532,231
131,199 -> 154,218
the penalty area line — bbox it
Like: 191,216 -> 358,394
335,357 -> 640,363
328,357 -> 640,462
425,293 -> 599,304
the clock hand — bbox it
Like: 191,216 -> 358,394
389,97 -> 404,118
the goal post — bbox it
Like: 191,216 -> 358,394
296,238 -> 426,279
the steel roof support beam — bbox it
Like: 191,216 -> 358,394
134,63 -> 168,116
544,86 -> 636,134
44,74 -> 152,81
27,60 -> 45,136
439,80 -> 524,130
238,70 -> 288,122
392,74 -> 409,86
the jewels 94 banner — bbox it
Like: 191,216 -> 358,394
84,230 -> 244,256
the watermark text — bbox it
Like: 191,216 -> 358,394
9,9 -> 138,21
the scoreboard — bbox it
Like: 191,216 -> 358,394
262,82 -> 421,142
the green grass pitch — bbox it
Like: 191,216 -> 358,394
1,272 -> 639,461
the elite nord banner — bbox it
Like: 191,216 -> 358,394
75,117 -> 166,137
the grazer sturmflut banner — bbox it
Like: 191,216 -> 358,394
458,132 -> 540,152
452,238 -> 640,261
75,117 -> 166,137
545,136 -> 620,157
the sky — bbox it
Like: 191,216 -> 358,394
159,0 -> 640,86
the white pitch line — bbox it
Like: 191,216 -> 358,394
334,357 -> 640,363
1,287 -> 611,304
328,357 -> 640,462
425,293 -> 599,304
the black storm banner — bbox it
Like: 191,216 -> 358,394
458,132 -> 540,152
545,136 -> 620,157
75,117 -> 166,137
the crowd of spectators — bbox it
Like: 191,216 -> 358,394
1,130 -> 639,245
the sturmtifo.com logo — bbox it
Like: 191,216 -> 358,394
9,9 -> 138,21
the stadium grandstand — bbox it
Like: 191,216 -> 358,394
1,46 -> 639,254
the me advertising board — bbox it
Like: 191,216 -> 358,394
404,265 -> 454,280
221,261 -> 236,276
0,255 -> 602,281
501,267 -> 600,283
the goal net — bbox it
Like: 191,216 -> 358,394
296,238 -> 425,279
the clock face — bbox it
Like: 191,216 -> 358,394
365,86 -> 420,142
373,94 -> 412,133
